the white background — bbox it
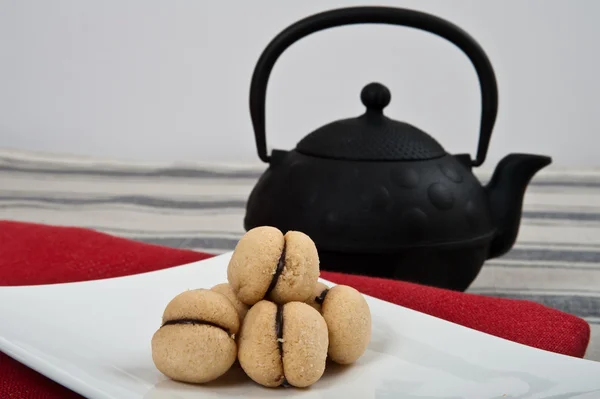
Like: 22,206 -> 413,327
0,0 -> 598,167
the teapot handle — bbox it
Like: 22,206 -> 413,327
249,6 -> 498,167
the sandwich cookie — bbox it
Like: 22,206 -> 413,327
237,300 -> 329,388
151,289 -> 239,383
315,285 -> 371,364
227,226 -> 320,305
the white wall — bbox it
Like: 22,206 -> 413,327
0,0 -> 598,168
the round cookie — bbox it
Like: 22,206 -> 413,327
151,289 -> 239,383
318,285 -> 371,364
227,226 -> 320,305
237,300 -> 329,388
304,282 -> 330,312
211,282 -> 249,323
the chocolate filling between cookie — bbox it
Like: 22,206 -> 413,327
264,240 -> 287,298
161,319 -> 231,336
314,288 -> 330,305
275,304 -> 290,387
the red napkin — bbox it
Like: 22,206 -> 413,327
0,220 -> 591,398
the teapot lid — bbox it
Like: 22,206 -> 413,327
295,82 -> 446,161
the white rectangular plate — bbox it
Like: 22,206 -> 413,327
1,252 -> 599,398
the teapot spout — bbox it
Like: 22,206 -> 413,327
486,153 -> 552,258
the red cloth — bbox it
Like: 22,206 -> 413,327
0,220 -> 591,398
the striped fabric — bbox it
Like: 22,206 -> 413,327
1,147 -> 599,361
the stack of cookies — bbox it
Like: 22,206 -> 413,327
151,226 -> 372,389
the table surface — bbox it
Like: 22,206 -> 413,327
1,147 -> 599,361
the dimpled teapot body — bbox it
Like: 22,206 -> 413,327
245,152 -> 495,290
246,152 -> 495,255
243,6 -> 551,291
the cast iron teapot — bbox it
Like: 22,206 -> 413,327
243,6 -> 552,291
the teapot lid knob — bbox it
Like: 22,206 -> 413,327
361,82 -> 391,113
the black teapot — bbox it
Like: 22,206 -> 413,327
243,6 -> 552,291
